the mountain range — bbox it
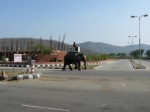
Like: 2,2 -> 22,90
0,38 -> 150,55
78,41 -> 150,54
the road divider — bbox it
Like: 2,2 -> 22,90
130,60 -> 146,69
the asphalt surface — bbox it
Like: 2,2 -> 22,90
1,59 -> 150,112
94,59 -> 134,70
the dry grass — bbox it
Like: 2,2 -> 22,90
0,71 -> 27,80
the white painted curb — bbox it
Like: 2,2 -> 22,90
33,74 -> 40,79
12,73 -> 42,80
12,75 -> 23,80
23,74 -> 33,79
17,75 -> 24,80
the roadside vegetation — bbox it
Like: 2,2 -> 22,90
128,49 -> 150,60
86,54 -> 118,61
85,49 -> 150,61
0,71 -> 26,81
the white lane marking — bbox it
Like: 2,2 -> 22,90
122,84 -> 125,86
22,104 -> 70,112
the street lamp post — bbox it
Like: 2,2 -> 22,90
128,36 -> 137,60
131,14 -> 148,66
127,42 -> 131,60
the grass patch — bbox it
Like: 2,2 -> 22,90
0,70 -> 27,80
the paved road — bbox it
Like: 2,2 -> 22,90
0,59 -> 135,73
94,59 -> 134,70
1,59 -> 150,112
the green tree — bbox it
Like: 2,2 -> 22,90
27,40 -> 36,52
109,53 -> 116,57
131,49 -> 144,58
117,53 -> 127,58
146,50 -> 150,58
33,44 -> 53,54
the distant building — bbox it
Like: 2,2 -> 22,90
0,50 -> 67,63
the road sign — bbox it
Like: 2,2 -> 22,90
14,54 -> 22,62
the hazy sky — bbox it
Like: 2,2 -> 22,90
0,0 -> 150,46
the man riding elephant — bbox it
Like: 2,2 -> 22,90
62,52 -> 86,71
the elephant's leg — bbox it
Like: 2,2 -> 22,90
68,64 -> 72,70
74,66 -> 77,69
62,62 -> 67,70
78,61 -> 81,71
62,65 -> 65,70
74,62 -> 78,69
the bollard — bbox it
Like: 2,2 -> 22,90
2,71 -> 5,76
1,70 -> 7,80
31,60 -> 35,74
27,67 -> 29,73
31,64 -> 34,74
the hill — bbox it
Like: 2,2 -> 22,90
78,41 -> 150,54
0,38 -> 150,55
0,38 -> 97,54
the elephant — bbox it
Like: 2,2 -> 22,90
62,52 -> 86,71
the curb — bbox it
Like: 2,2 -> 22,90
130,60 -> 146,69
12,73 -> 42,80
0,62 -> 106,68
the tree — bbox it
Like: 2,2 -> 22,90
16,38 -> 18,51
11,38 -> 14,51
109,53 -> 116,57
49,36 -> 52,49
2,38 -> 6,52
33,44 -> 53,54
131,49 -> 144,58
117,53 -> 127,59
146,50 -> 150,58
27,40 -> 35,52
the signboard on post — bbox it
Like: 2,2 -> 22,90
31,60 -> 35,65
14,54 -> 22,62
